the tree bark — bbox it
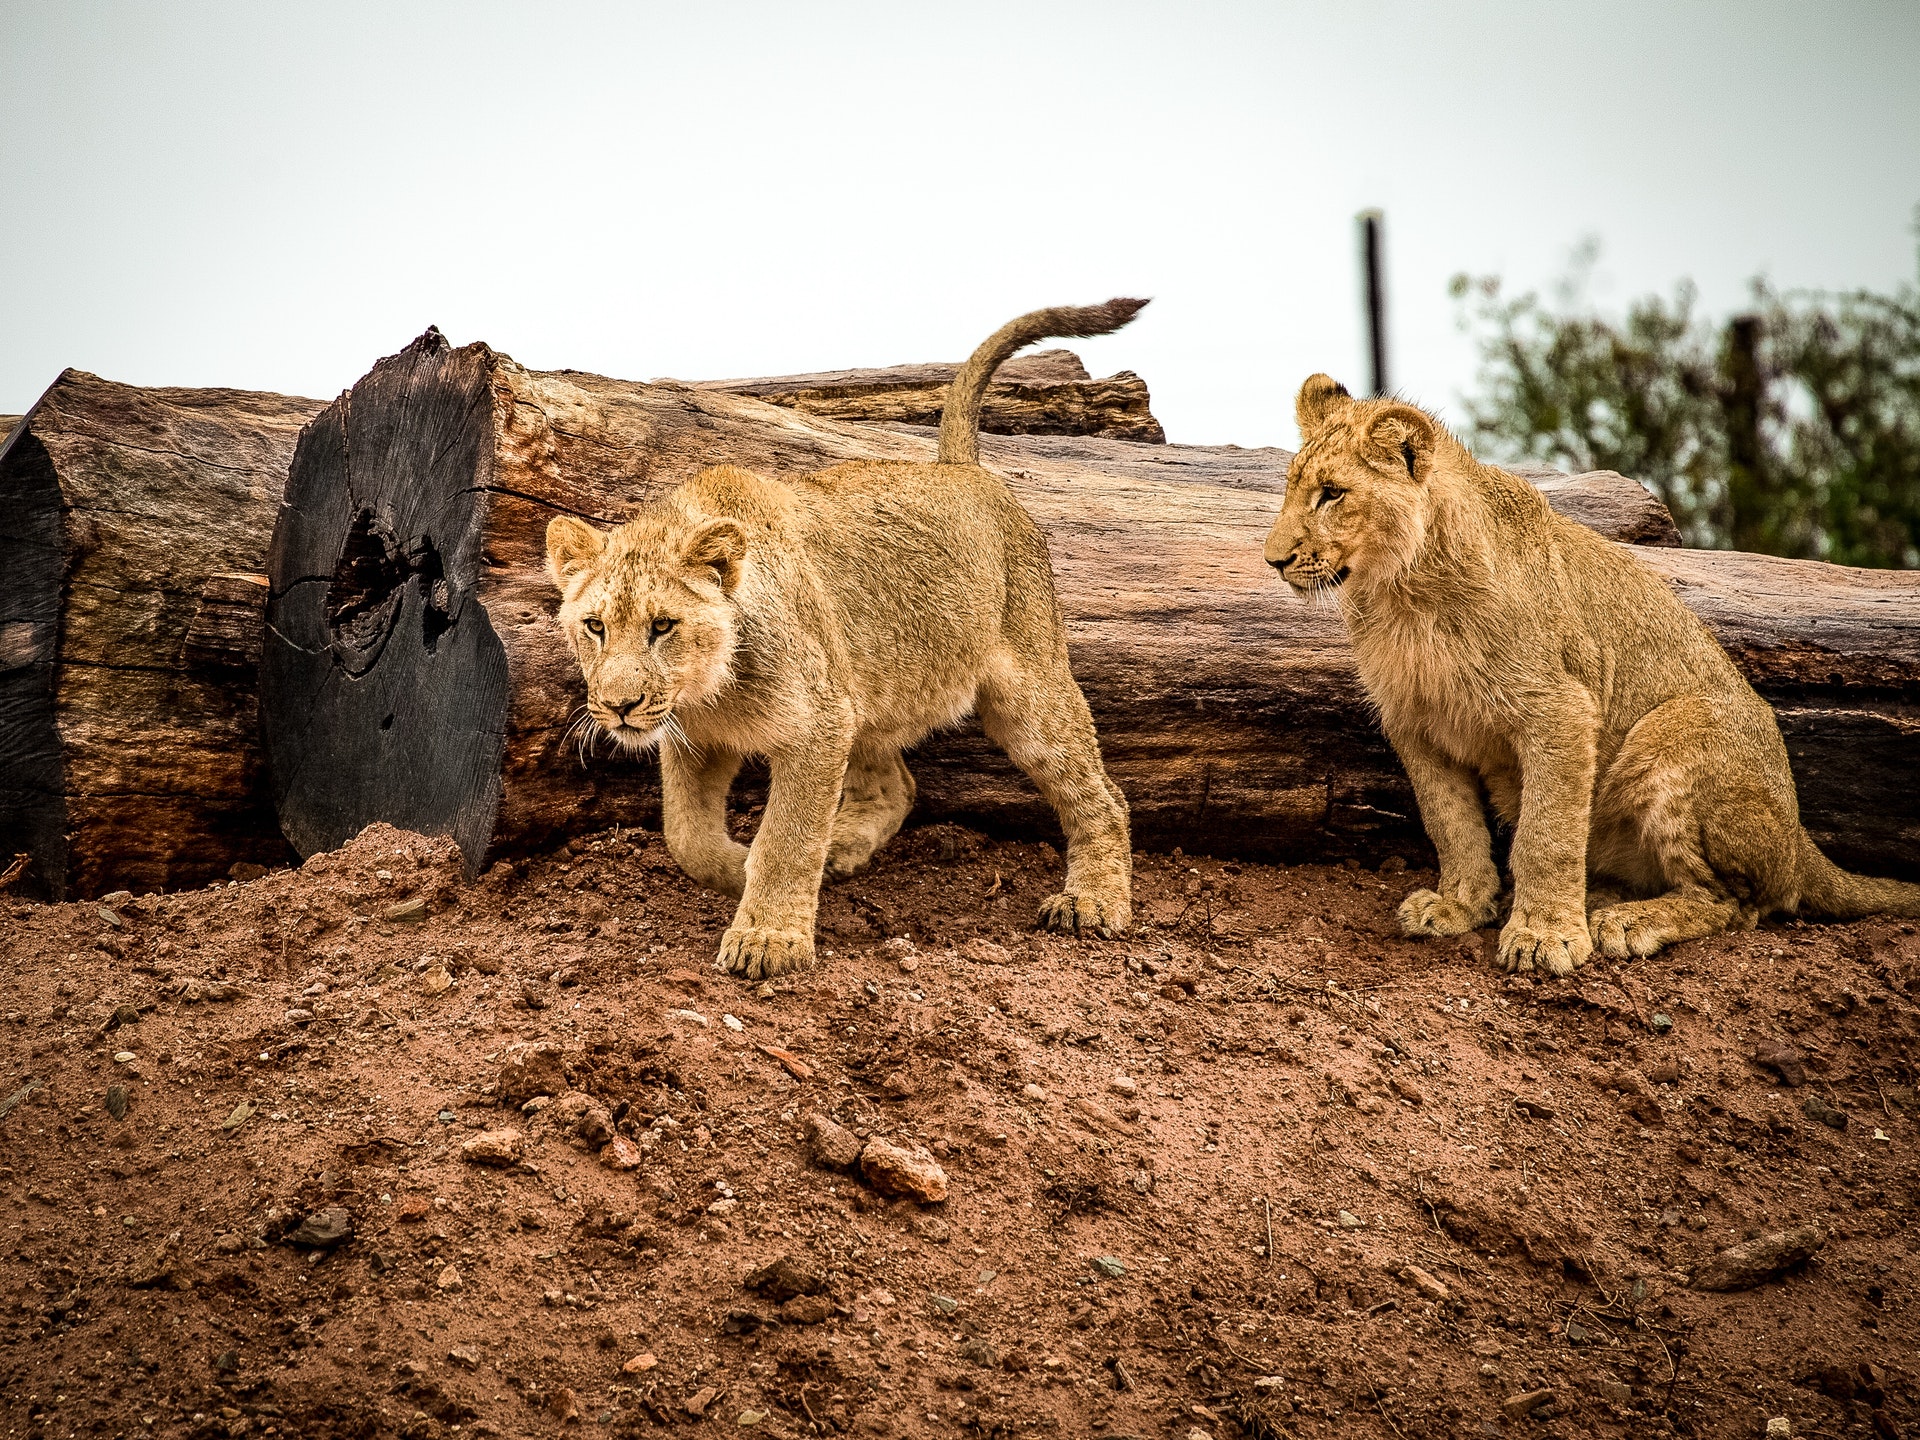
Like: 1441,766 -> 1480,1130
263,331 -> 1918,882
0,371 -> 324,899
696,348 -> 1167,444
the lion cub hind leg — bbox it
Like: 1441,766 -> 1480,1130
825,747 -> 917,880
1587,695 -> 1795,959
977,657 -> 1131,939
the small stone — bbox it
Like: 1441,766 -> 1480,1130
1389,1074 -> 1425,1105
747,1255 -> 826,1301
804,1112 -> 864,1170
1379,855 -> 1408,874
1501,1389 -> 1556,1420
382,896 -> 427,923
218,1100 -> 254,1133
547,1386 -> 580,1422
1564,1320 -> 1590,1345
737,1411 -> 766,1428
722,1013 -> 745,1032
668,1007 -> 710,1027
958,1335 -> 1001,1368
448,1346 -> 480,1369
1108,1075 -> 1138,1098
685,1385 -> 719,1418
1337,1210 -> 1365,1229
882,1070 -> 914,1098
284,1008 -> 313,1025
396,1195 -> 432,1222
1649,1012 -> 1673,1033
437,1264 -> 462,1291
1022,1082 -> 1047,1102
104,1085 -> 129,1121
707,1197 -> 737,1216
1645,1059 -> 1682,1085
960,938 -> 1011,966
1690,1226 -> 1825,1291
1400,1263 -> 1449,1301
213,1349 -> 238,1373
286,1207 -> 353,1248
1802,1094 -> 1848,1130
460,1128 -> 525,1167
603,1134 -> 643,1170
1753,1042 -> 1806,1087
930,1294 -> 960,1314
1599,1380 -> 1633,1404
496,1044 -> 567,1102
1253,1375 -> 1287,1391
1355,1093 -> 1388,1116
1765,1418 -> 1792,1439
781,1293 -> 834,1325
113,1050 -> 137,1064
419,965 -> 453,996
721,1310 -> 765,1335
1091,1256 -> 1127,1279
756,982 -> 776,999
622,1352 -> 658,1373
913,1214 -> 952,1244
859,1137 -> 949,1202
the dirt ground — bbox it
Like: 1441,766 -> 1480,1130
2,817 -> 1917,1440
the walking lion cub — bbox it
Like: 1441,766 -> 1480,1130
545,302 -> 1139,979
1264,375 -> 1920,974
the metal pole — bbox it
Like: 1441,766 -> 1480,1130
1359,209 -> 1388,397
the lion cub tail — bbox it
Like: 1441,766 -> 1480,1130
1796,831 -> 1920,920
937,298 -> 1151,465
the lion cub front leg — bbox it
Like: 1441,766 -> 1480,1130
1498,702 -> 1599,977
661,746 -> 748,898
718,728 -> 852,980
1392,735 -> 1502,938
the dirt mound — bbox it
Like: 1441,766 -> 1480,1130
2,820 -> 1916,1438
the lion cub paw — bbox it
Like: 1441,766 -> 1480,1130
1589,906 -> 1670,960
1397,889 -> 1494,938
1496,911 -> 1592,977
1038,891 -> 1130,940
718,926 -> 815,980
823,837 -> 880,881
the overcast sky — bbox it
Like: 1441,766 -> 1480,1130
4,1 -> 1918,448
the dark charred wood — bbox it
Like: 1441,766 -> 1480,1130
263,332 -> 1919,882
697,348 -> 1166,444
0,371 -> 324,899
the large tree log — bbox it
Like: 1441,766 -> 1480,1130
263,330 -> 1918,882
0,371 -> 324,899
696,348 -> 1167,444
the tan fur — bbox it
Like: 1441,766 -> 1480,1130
545,303 -> 1142,979
1263,374 -> 1920,975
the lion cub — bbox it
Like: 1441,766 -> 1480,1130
1264,375 -> 1920,974
545,302 -> 1140,978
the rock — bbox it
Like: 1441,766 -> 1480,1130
1514,1098 -> 1557,1120
1598,1380 -> 1633,1404
859,1138 -> 949,1202
1091,1256 -> 1127,1278
1649,1012 -> 1673,1033
685,1385 -> 719,1418
517,982 -> 553,1010
883,1070 -> 915,1099
804,1112 -> 865,1171
1337,1210 -> 1365,1229
1399,1263 -> 1449,1301
603,1135 -> 643,1170
552,1090 -> 614,1146
496,1044 -> 567,1102
548,1387 -> 580,1422
1753,1042 -> 1807,1087
1109,1075 -> 1139,1098
126,1232 -> 181,1288
1389,1074 -> 1425,1105
1564,1320 -> 1591,1345
286,1207 -> 353,1248
913,1214 -> 952,1244
621,1352 -> 657,1373
437,1264 -> 463,1291
721,1310 -> 765,1335
1765,1418 -> 1792,1439
448,1346 -> 480,1369
746,1255 -> 826,1301
104,1085 -> 129,1121
284,1008 -> 313,1025
960,938 -> 1012,965
930,1294 -> 960,1314
756,1043 -> 814,1080
1355,1093 -> 1388,1116
781,1293 -> 835,1325
460,1129 -> 525,1167
1803,1094 -> 1848,1130
1253,1375 -> 1287,1392
1691,1226 -> 1825,1291
1645,1059 -> 1682,1085
737,1411 -> 766,1428
396,1195 -> 432,1222
1501,1389 -> 1556,1420
107,1004 -> 140,1029
958,1335 -> 1001,1368
213,1349 -> 239,1373
1021,1082 -> 1047,1102
419,964 -> 452,996
382,896 -> 427,923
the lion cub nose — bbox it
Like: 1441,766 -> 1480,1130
608,697 -> 647,720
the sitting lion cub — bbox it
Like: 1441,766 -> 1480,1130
1264,374 -> 1920,974
545,302 -> 1139,978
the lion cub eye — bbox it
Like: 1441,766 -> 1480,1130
1314,486 -> 1346,509
650,617 -> 678,639
583,616 -> 605,639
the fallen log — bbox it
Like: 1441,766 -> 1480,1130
696,347 -> 1167,443
0,370 -> 324,899
262,329 -> 1920,882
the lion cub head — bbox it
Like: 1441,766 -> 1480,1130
545,505 -> 747,752
1264,374 -> 1440,595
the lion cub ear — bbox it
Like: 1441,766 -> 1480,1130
682,517 -> 747,595
1295,374 -> 1354,436
1367,405 -> 1438,483
546,515 -> 606,584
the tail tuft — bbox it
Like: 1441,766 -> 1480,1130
937,298 -> 1150,465
1796,830 -> 1920,920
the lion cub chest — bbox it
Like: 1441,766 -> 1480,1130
1353,613 -> 1517,777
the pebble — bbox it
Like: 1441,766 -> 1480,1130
1253,1375 -> 1286,1391
286,1207 -> 353,1248
382,897 -> 427,923
722,1013 -> 744,1032
1599,1380 -> 1633,1404
1400,1263 -> 1449,1301
930,1294 -> 960,1314
547,1387 -> 579,1422
284,1008 -> 313,1025
1389,1074 -> 1425,1106
780,1293 -> 834,1324
1752,1041 -> 1806,1087
437,1264 -> 463,1291
958,1335 -> 1001,1367
497,1043 -> 567,1102
1690,1226 -> 1825,1291
747,1255 -> 826,1300
621,1352 -> 658,1373
219,1100 -> 255,1133
603,1135 -> 643,1170
684,1386 -> 719,1418
1108,1075 -> 1138,1098
419,965 -> 452,996
113,1051 -> 136,1065
756,983 -> 776,999
1022,1083 -> 1047,1102
960,938 -> 1011,965
859,1137 -> 949,1202
448,1347 -> 479,1369
1092,1256 -> 1127,1278
804,1112 -> 864,1171
669,1008 -> 710,1027
1802,1094 -> 1848,1130
1337,1210 -> 1365,1229
1765,1419 -> 1792,1439
459,1129 -> 525,1167
1500,1389 -> 1556,1420
1355,1094 -> 1388,1116
737,1411 -> 766,1428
